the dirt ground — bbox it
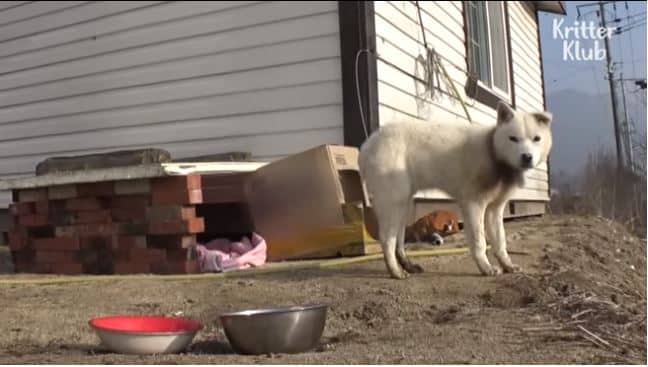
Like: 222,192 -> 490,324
0,215 -> 645,364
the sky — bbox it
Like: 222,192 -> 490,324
536,0 -> 646,178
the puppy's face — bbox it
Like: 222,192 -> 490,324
432,211 -> 459,235
493,102 -> 553,171
442,218 -> 459,235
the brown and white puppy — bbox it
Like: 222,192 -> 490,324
404,210 -> 460,244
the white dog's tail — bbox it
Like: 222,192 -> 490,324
357,151 -> 372,208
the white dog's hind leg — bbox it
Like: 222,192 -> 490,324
396,201 -> 424,273
381,225 -> 408,279
486,200 -> 521,273
377,205 -> 410,280
462,201 -> 501,276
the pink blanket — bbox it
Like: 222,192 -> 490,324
195,232 -> 267,273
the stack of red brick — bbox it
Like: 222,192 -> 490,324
7,175 -> 211,275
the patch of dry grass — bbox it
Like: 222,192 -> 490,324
550,149 -> 646,237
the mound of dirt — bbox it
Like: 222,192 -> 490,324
492,216 -> 646,363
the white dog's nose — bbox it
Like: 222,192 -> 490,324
521,153 -> 533,167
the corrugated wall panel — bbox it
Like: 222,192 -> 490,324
0,1 -> 344,206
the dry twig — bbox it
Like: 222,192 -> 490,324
577,325 -> 612,348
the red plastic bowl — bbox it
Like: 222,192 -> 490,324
89,315 -> 203,354
89,315 -> 203,334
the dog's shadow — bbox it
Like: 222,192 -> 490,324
70,340 -> 235,356
188,339 -> 334,355
188,339 -> 233,355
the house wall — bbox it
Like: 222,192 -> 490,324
0,1 -> 344,207
373,1 -> 549,202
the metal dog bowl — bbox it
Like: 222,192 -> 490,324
219,304 -> 328,355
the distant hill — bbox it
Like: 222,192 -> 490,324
546,89 -> 617,185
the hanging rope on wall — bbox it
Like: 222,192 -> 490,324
414,1 -> 473,123
414,0 -> 436,99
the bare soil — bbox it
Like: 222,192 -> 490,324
0,215 -> 645,364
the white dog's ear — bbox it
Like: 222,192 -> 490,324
496,101 -> 514,125
532,111 -> 553,125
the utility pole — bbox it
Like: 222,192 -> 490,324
599,1 -> 625,170
619,73 -> 635,172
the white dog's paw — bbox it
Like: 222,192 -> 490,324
502,263 -> 523,273
480,265 -> 502,276
403,262 -> 424,274
388,266 -> 410,280
391,271 -> 410,280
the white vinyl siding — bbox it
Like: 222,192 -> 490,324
374,1 -> 548,201
0,1 -> 343,206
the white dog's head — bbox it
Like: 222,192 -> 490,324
492,101 -> 553,171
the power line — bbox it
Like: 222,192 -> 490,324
618,11 -> 647,21
620,22 -> 646,33
617,18 -> 647,32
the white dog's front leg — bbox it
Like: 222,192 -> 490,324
462,201 -> 501,276
486,202 -> 521,273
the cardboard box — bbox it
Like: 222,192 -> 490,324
244,145 -> 379,261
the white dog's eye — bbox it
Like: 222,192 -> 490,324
509,136 -> 519,143
533,136 -> 541,142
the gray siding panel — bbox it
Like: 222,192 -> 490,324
0,2 -> 31,12
0,2 -> 89,26
0,1 -> 343,206
0,2 -> 164,43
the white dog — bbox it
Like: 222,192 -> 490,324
358,102 -> 553,279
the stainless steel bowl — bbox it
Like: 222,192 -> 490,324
219,304 -> 328,355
